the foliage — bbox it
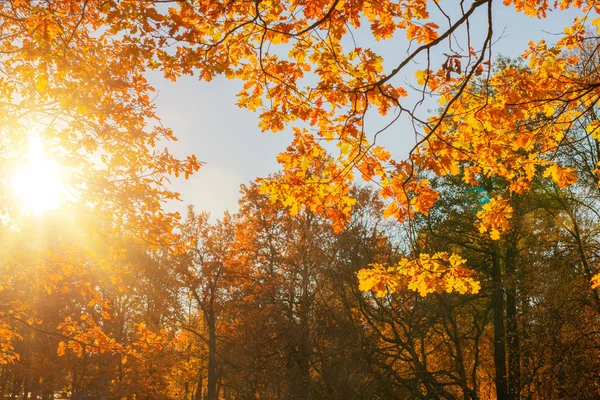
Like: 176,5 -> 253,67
2,1 -> 600,398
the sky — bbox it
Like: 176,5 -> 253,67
148,2 -> 582,219
148,74 -> 290,218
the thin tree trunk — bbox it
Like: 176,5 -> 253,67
0,368 -> 6,399
567,210 -> 600,315
10,376 -> 22,400
491,243 -> 508,400
22,377 -> 29,400
439,295 -> 474,400
206,307 -> 218,400
506,243 -> 521,400
194,370 -> 203,400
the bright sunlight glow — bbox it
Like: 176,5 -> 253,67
12,134 -> 65,214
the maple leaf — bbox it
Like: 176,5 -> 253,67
543,164 -> 578,188
592,273 -> 600,289
476,197 -> 514,240
358,253 -> 479,297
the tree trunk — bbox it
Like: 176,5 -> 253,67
0,367 -> 8,399
194,370 -> 203,400
491,244 -> 508,400
568,210 -> 600,315
22,377 -> 29,400
206,307 -> 218,400
506,243 -> 521,400
10,376 -> 22,400
295,270 -> 312,400
439,295 -> 474,400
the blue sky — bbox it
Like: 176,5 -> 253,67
149,3 -> 582,219
149,74 -> 290,218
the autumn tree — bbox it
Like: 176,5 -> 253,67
171,208 -> 237,400
219,182 -> 405,399
0,0 -> 200,379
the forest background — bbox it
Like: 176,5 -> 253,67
0,1 -> 599,399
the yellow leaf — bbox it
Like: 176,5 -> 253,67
586,121 -> 600,139
77,104 -> 90,115
57,341 -> 66,357
490,228 -> 500,240
415,69 -> 428,86
592,17 -> 600,34
35,76 -> 48,94
592,273 -> 600,289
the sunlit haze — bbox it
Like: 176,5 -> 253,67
12,135 -> 64,215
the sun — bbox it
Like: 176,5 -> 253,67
12,135 -> 65,214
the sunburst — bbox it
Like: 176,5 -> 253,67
12,135 -> 65,214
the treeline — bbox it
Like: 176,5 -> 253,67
3,141 -> 600,399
